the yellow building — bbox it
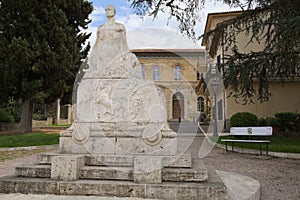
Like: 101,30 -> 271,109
202,11 -> 300,130
131,49 -> 208,122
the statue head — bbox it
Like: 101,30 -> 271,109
105,5 -> 116,18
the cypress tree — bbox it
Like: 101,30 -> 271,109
0,0 -> 93,132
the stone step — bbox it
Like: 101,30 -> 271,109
163,168 -> 208,182
0,172 -> 227,200
80,166 -> 208,182
86,155 -> 134,167
80,166 -> 133,181
16,163 -> 207,183
37,153 -> 192,168
16,165 -> 51,178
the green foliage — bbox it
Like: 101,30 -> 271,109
0,132 -> 59,148
230,112 -> 258,127
32,113 -> 48,121
213,0 -> 300,103
0,98 -> 22,123
129,0 -> 204,40
258,116 -> 278,127
0,0 -> 93,105
0,108 -> 14,123
274,112 -> 299,132
0,0 -> 93,132
265,117 -> 278,127
219,135 -> 300,153
258,117 -> 267,126
129,0 -> 300,103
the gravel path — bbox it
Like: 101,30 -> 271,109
189,138 -> 300,200
0,153 -> 37,177
0,137 -> 299,200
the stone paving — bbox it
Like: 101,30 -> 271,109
0,194 -> 160,200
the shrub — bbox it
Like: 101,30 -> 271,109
295,114 -> 300,132
0,108 -> 14,123
230,112 -> 258,127
32,113 -> 48,121
0,99 -> 21,123
6,99 -> 21,123
265,117 -> 278,127
258,117 -> 267,126
274,112 -> 298,132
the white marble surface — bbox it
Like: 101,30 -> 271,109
60,5 -> 177,156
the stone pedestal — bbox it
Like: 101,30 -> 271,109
59,122 -> 177,156
51,155 -> 85,181
134,156 -> 162,183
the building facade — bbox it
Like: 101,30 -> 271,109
202,11 -> 300,130
131,49 -> 208,122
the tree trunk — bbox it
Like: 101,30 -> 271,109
20,100 -> 33,133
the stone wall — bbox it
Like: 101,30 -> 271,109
0,122 -> 20,131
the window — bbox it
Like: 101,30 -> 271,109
141,65 -> 145,79
152,65 -> 160,80
218,99 -> 223,120
216,55 -> 221,71
197,97 -> 204,112
197,71 -> 200,80
174,65 -> 182,80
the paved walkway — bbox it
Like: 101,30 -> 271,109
0,194 -> 160,200
0,137 -> 299,200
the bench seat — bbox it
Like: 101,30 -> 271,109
221,126 -> 272,155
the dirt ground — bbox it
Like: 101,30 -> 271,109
0,128 -> 62,135
189,138 -> 300,200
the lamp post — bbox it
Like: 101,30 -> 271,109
211,72 -> 220,137
205,61 -> 221,137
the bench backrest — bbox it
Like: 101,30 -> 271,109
230,127 -> 273,136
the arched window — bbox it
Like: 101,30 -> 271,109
174,65 -> 182,80
152,65 -> 160,80
141,65 -> 145,79
197,97 -> 204,112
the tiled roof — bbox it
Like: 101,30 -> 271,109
130,48 -> 205,53
201,10 -> 243,46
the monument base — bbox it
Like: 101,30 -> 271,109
59,122 -> 178,156
0,152 -> 228,200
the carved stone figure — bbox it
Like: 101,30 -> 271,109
60,4 -> 176,156
88,5 -> 129,76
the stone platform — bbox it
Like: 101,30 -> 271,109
0,152 -> 228,200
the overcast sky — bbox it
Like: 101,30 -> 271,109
87,0 -> 238,49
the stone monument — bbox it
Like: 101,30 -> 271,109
0,5 -> 231,199
60,4 -> 177,159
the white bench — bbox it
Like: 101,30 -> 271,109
221,127 -> 273,155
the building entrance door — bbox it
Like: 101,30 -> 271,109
172,92 -> 184,120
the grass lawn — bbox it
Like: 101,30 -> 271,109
218,135 -> 300,153
0,132 -> 59,148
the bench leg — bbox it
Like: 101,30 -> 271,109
266,143 -> 269,155
232,142 -> 234,151
225,142 -> 228,152
260,143 -> 262,155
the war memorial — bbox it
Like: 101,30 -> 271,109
0,5 -> 260,199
